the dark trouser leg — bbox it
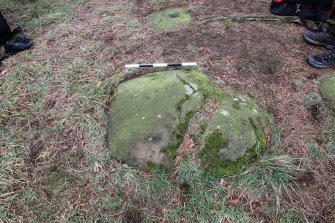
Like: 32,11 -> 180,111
328,1 -> 335,34
306,1 -> 335,68
0,11 -> 11,46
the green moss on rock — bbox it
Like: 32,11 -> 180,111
148,8 -> 192,31
108,70 -> 205,170
108,69 -> 268,174
199,98 -> 266,176
199,128 -> 229,175
319,73 -> 335,113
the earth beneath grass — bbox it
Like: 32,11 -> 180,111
1,0 -> 335,222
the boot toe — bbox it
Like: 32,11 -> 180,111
307,56 -> 326,69
303,31 -> 322,46
4,38 -> 33,55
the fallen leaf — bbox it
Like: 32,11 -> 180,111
79,140 -> 85,148
251,201 -> 261,209
227,198 -> 240,206
109,168 -> 116,174
94,161 -> 102,173
0,70 -> 7,76
0,147 -> 8,157
176,195 -> 186,204
220,217 -> 233,223
81,180 -> 89,193
220,178 -> 226,186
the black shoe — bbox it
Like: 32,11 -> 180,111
10,27 -> 22,37
4,38 -> 33,55
304,31 -> 335,49
307,49 -> 335,69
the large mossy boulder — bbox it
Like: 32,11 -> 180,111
148,8 -> 192,31
319,73 -> 335,113
199,98 -> 266,176
108,70 -> 204,170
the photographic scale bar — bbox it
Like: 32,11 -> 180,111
125,62 -> 197,68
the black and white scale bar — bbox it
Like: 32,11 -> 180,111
125,62 -> 197,68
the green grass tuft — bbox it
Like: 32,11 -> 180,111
233,154 -> 306,215
2,0 -> 85,29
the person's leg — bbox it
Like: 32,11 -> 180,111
0,11 -> 33,57
307,1 -> 335,68
0,11 -> 12,46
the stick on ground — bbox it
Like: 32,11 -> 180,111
199,15 -> 299,25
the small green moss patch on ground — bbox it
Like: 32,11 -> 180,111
148,8 -> 192,31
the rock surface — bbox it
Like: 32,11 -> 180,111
148,8 -> 192,31
199,98 -> 266,176
319,73 -> 335,113
108,70 -> 204,170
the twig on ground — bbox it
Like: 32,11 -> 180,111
199,15 -> 299,25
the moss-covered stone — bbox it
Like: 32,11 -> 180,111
108,70 -> 205,170
148,8 -> 192,31
319,73 -> 335,113
199,98 -> 266,176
